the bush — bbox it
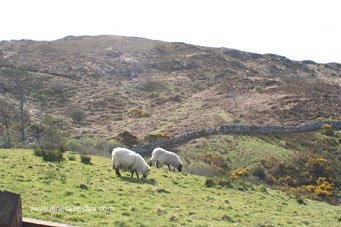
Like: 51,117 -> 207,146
46,81 -> 66,98
144,133 -> 171,142
321,124 -> 334,136
305,156 -> 333,183
64,139 -> 83,152
65,137 -> 122,155
252,166 -> 266,180
58,145 -> 66,153
137,77 -> 165,92
230,168 -> 249,179
33,148 -> 44,157
34,148 -> 64,162
80,154 -> 91,164
204,178 -> 215,187
69,107 -> 86,124
187,161 -> 223,177
67,154 -> 76,161
43,150 -> 64,162
30,115 -> 65,151
315,177 -> 334,198
127,108 -> 150,118
256,184 -> 268,193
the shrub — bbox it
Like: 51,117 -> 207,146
204,177 -> 232,188
231,168 -> 249,179
30,115 -> 65,151
64,139 -> 83,152
144,133 -> 171,142
169,214 -> 178,222
69,107 -> 86,124
45,81 -> 67,98
221,214 -> 234,222
296,196 -> 306,205
204,178 -> 215,188
137,77 -> 165,92
33,148 -> 64,162
79,183 -> 89,190
156,207 -> 167,216
252,166 -> 266,180
315,177 -> 334,198
94,139 -> 119,154
65,137 -> 122,155
42,150 -> 64,162
321,124 -> 334,136
67,154 -> 76,161
127,108 -> 150,118
33,148 -> 44,157
58,145 -> 66,153
80,154 -> 91,164
305,157 -> 333,183
187,161 -> 223,177
256,184 -> 268,193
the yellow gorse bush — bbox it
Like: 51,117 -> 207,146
231,168 -> 249,179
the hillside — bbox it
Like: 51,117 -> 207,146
0,35 -> 340,140
1,149 -> 341,226
1,36 -> 341,218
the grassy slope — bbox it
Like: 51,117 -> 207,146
179,135 -> 296,171
1,149 -> 341,226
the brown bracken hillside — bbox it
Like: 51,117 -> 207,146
0,35 -> 340,139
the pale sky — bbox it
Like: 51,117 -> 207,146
1,0 -> 340,63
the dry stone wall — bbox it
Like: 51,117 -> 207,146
133,120 -> 341,155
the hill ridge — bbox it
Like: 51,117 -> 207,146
0,35 -> 340,138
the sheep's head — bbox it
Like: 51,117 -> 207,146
178,164 -> 182,172
143,167 -> 151,179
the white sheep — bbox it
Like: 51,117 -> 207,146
112,147 -> 150,179
150,147 -> 183,172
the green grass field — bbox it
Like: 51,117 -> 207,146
1,149 -> 341,226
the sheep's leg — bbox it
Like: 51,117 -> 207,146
136,171 -> 139,179
131,170 -> 134,178
167,164 -> 171,171
156,161 -> 160,168
115,167 -> 121,176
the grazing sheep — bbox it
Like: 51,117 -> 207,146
150,147 -> 183,172
112,147 -> 150,179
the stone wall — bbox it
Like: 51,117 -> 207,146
133,120 -> 341,155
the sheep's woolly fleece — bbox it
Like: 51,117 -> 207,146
150,147 -> 182,168
112,147 -> 150,176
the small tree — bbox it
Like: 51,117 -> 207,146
30,114 -> 64,150
0,101 -> 12,148
0,67 -> 33,145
